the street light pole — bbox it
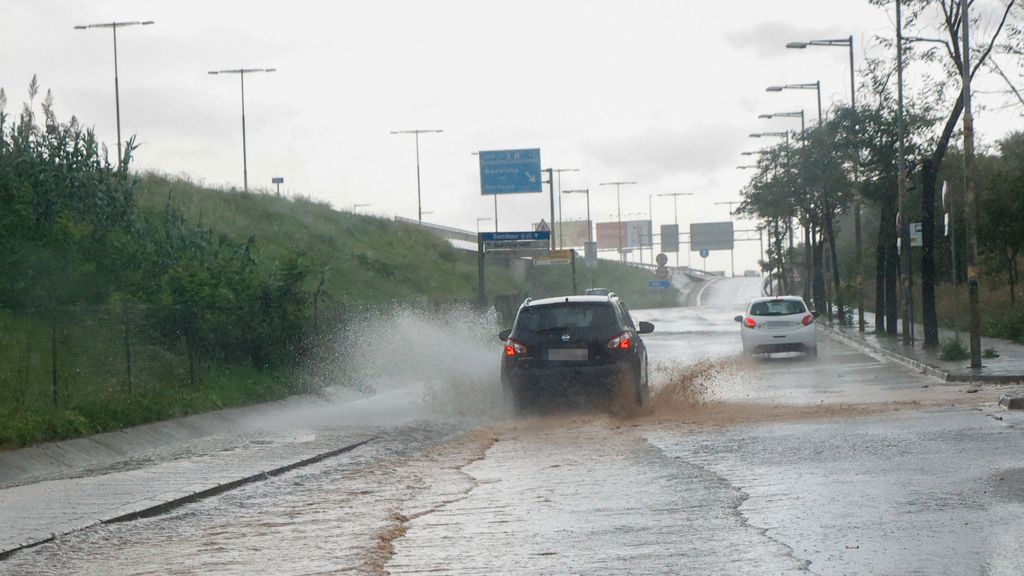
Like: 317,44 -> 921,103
715,201 -> 741,277
551,168 -> 580,248
599,181 -> 638,262
391,129 -> 444,221
787,35 -> 865,331
893,1 -> 914,345
658,192 -> 692,266
74,20 -> 154,168
961,0 -> 982,368
563,189 -> 592,243
766,82 -> 822,125
209,67 -> 276,193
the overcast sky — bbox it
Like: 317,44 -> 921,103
4,0 -> 1021,273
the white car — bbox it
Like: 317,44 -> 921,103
734,296 -> 818,358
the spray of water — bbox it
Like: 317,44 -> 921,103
312,303 -> 508,422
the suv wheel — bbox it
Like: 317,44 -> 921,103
612,369 -> 643,415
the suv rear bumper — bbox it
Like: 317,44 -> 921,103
502,362 -> 634,394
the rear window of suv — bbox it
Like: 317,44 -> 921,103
515,303 -> 619,335
749,300 -> 806,316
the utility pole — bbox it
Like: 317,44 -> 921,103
961,0 -> 982,368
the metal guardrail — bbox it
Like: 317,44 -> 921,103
394,216 -> 478,243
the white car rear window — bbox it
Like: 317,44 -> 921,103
749,300 -> 806,316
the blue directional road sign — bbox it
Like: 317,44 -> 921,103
479,149 -> 542,195
699,248 -> 710,258
648,280 -> 672,289
481,231 -> 549,242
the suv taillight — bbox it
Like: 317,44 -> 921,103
801,314 -> 814,326
744,317 -> 757,329
606,331 -> 631,350
505,339 -> 528,357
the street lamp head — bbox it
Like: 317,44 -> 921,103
141,21 -> 155,26
758,114 -> 773,119
749,133 -> 763,138
766,86 -> 784,92
786,42 -> 809,49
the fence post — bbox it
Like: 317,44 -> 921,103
50,321 -> 59,408
122,305 -> 134,393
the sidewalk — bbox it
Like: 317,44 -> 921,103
0,392 -> 376,560
821,311 -> 1024,383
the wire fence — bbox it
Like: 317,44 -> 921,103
0,304 -> 190,411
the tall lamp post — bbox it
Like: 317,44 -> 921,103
658,192 -> 693,266
209,67 -> 276,193
599,181 -> 638,261
787,35 -> 865,332
563,189 -> 592,242
759,110 -> 805,134
390,129 -> 444,221
550,168 -> 580,248
716,199 -> 741,276
961,0 -> 982,368
74,20 -> 155,168
766,82 -> 822,125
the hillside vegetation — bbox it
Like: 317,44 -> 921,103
0,90 -> 678,449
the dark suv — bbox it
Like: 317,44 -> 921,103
498,294 -> 654,412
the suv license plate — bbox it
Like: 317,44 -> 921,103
548,348 -> 588,361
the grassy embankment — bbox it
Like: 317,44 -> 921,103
1,173 -> 678,449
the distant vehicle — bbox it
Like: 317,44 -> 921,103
743,270 -> 759,277
734,296 -> 818,358
499,293 -> 654,413
584,287 -> 611,296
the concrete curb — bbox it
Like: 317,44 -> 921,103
821,326 -> 952,382
819,324 -> 1024,384
999,395 -> 1024,410
0,437 -> 373,561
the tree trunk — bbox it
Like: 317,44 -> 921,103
875,213 -> 888,334
920,158 -> 939,348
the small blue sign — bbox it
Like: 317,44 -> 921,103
479,149 -> 542,195
699,248 -> 710,258
648,280 -> 671,290
481,231 -> 550,242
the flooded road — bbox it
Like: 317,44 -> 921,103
4,278 -> 1024,574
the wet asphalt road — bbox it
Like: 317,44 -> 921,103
4,277 -> 1024,575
